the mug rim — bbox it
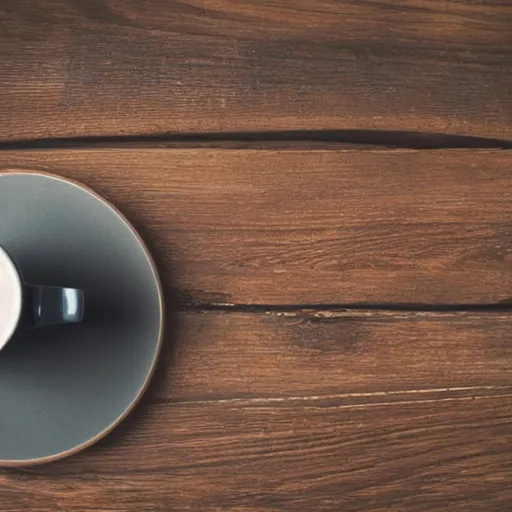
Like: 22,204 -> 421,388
0,245 -> 23,351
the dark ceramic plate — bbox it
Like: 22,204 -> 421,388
0,171 -> 164,466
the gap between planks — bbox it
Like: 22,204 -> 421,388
0,130 -> 511,151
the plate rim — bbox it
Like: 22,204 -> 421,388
0,169 -> 165,467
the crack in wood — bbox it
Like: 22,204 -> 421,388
0,130 -> 511,151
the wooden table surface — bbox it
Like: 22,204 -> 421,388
1,1 -> 511,511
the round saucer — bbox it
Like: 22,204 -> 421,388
0,171 -> 164,466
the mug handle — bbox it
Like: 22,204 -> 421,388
25,286 -> 84,328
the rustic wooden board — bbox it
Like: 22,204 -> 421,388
1,395 -> 510,511
1,0 -> 511,141
155,310 -> 512,402
1,149 -> 512,305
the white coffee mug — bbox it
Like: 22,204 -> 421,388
0,245 -> 84,352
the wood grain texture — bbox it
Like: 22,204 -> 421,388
1,395 -> 511,511
1,147 -> 512,507
1,149 -> 512,305
159,310 -> 512,402
1,0 -> 511,141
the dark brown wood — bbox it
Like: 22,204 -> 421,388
0,148 -> 511,507
1,149 -> 512,305
159,310 -> 512,402
1,0 -> 511,141
1,395 -> 510,511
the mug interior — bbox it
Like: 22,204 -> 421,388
0,246 -> 23,351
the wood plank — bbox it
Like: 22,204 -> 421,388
1,395 -> 510,510
1,0 -> 511,141
2,149 -> 512,305
156,310 -> 512,402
